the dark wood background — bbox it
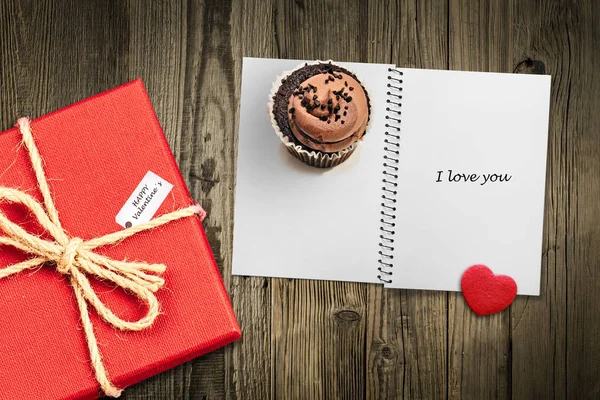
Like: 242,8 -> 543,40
1,0 -> 599,399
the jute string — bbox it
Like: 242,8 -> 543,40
0,118 -> 206,397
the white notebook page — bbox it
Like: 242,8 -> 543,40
386,69 -> 551,295
232,58 -> 392,283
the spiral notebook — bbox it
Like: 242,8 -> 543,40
232,58 -> 551,295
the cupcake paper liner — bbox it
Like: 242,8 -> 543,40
268,60 -> 369,168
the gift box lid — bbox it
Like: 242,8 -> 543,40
0,79 -> 241,399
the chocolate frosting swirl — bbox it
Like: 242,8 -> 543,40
287,72 -> 369,152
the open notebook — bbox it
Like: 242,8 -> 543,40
233,58 -> 551,296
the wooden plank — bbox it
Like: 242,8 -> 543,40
272,281 -> 369,399
125,0 -> 188,159
509,1 -> 569,398
228,0 -> 277,399
561,1 -> 600,398
274,0 -> 369,62
0,0 -> 129,125
447,1 -> 513,399
0,0 -> 51,124
270,1 -> 373,398
366,2 -> 449,399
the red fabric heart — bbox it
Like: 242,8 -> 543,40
461,265 -> 517,316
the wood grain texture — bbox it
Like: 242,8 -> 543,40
561,1 -> 600,398
510,1 -> 570,399
1,0 -> 600,399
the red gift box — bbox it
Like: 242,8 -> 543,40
0,80 -> 240,399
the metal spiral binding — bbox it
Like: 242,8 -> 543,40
378,68 -> 403,284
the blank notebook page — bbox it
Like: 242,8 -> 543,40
387,69 -> 551,295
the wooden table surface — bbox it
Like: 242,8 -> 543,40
2,1 -> 599,399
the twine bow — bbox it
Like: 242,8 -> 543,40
0,118 -> 205,397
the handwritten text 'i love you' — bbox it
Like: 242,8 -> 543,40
436,170 -> 512,186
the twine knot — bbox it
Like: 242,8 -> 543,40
0,118 -> 205,397
57,237 -> 84,275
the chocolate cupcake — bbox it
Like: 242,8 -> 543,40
269,61 -> 371,168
